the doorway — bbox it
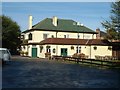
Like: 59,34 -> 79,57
61,48 -> 67,56
32,48 -> 37,58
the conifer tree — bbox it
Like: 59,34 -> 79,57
102,1 -> 120,40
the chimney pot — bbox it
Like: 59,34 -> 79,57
96,28 -> 100,39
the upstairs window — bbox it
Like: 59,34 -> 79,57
21,35 -> 24,40
28,33 -> 32,40
77,34 -> 80,38
43,34 -> 48,39
51,35 -> 54,38
64,35 -> 67,38
84,35 -> 90,39
67,34 -> 69,38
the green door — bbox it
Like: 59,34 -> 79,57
32,48 -> 37,57
61,48 -> 67,56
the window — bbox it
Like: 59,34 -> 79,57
46,48 -> 51,53
84,35 -> 90,39
21,35 -> 24,40
53,48 -> 55,53
67,35 -> 69,38
64,35 -> 67,38
78,35 -> 80,38
28,33 -> 32,40
46,46 -> 51,53
43,34 -> 48,39
79,47 -> 81,53
51,35 -> 54,38
76,46 -> 81,53
76,47 -> 78,53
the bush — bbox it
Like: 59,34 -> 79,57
72,53 -> 78,57
45,52 -> 51,57
72,53 -> 85,59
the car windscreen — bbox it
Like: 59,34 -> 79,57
0,50 -> 7,58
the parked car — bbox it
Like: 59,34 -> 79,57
0,48 -> 11,64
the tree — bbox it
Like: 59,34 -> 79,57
1,15 -> 21,54
101,1 -> 120,40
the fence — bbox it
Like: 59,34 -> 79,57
51,55 -> 120,68
95,55 -> 118,60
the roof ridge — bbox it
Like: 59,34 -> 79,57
47,17 -> 75,22
39,38 -> 110,45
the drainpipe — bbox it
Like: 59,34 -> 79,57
56,32 -> 58,56
56,32 -> 58,38
56,45 -> 58,56
77,32 -> 79,53
90,45 -> 91,59
83,33 -> 84,39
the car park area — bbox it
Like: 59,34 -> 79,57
2,56 -> 120,88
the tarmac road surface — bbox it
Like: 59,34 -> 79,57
2,56 -> 120,88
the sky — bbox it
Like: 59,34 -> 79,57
2,2 -> 112,32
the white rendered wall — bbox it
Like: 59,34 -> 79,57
22,30 -> 96,43
21,44 -> 112,59
90,46 -> 112,59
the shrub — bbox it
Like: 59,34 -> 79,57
72,53 -> 85,59
45,52 -> 51,57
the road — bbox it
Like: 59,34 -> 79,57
2,56 -> 120,88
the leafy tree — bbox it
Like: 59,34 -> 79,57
1,15 -> 21,54
102,1 -> 120,40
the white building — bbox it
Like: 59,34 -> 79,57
21,16 -> 112,59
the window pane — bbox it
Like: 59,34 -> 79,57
43,34 -> 48,39
64,35 -> 66,38
76,47 -> 78,53
28,33 -> 32,40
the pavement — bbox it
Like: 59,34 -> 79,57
2,55 -> 120,88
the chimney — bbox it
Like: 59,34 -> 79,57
29,15 -> 33,29
96,28 -> 100,39
52,16 -> 57,26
